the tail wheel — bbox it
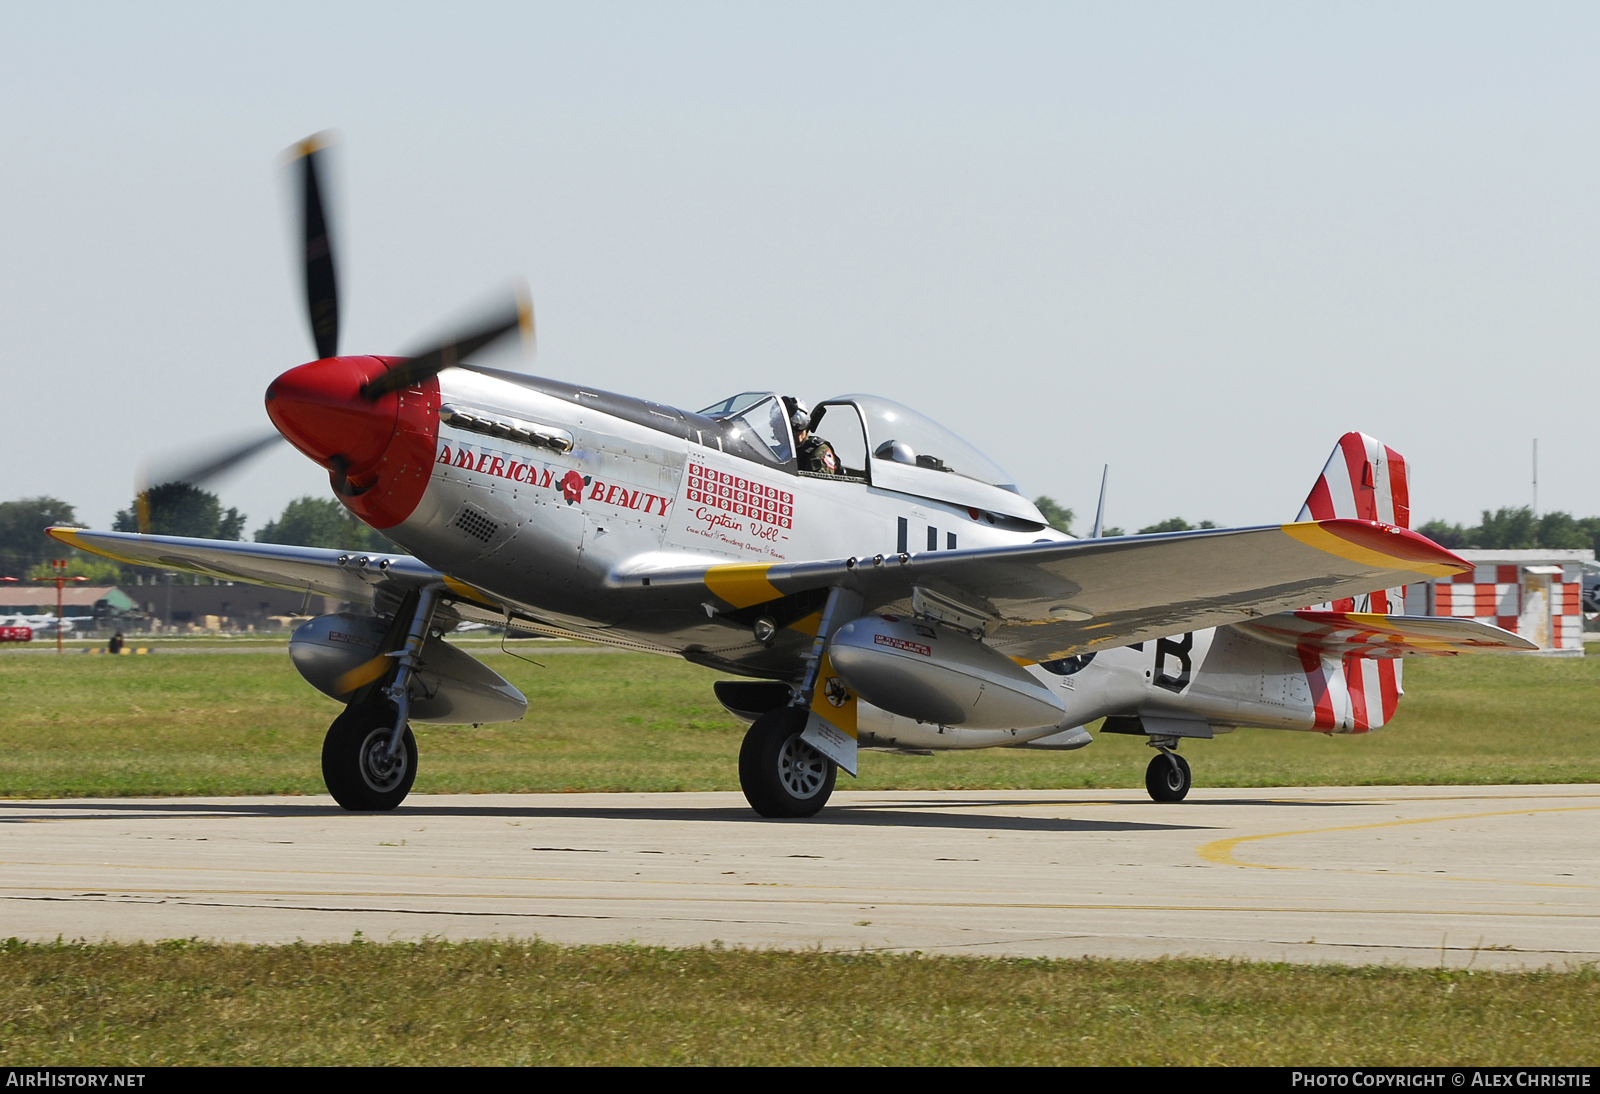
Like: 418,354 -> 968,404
322,700 -> 417,811
1145,751 -> 1191,802
738,707 -> 836,818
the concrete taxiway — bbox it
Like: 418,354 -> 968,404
2,785 -> 1596,969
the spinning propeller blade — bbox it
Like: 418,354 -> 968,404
293,133 -> 341,360
134,431 -> 284,533
130,131 -> 534,534
360,284 -> 533,400
143,433 -> 285,493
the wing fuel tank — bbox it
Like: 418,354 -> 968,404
289,613 -> 527,725
828,614 -> 1066,730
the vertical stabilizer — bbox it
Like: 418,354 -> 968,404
1291,432 -> 1415,725
1297,432 -> 1410,529
1297,432 -> 1412,614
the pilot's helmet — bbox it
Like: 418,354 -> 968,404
784,397 -> 812,434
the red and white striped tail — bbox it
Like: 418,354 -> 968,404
1297,432 -> 1412,615
1297,432 -> 1411,529
1296,649 -> 1403,734
1294,432 -> 1413,728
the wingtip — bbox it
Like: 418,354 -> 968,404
44,527 -> 147,569
1283,518 -> 1470,578
1394,524 -> 1472,575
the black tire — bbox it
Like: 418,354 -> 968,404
322,700 -> 417,811
1145,751 -> 1191,803
738,707 -> 837,818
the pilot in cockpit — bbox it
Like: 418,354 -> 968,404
783,396 -> 839,475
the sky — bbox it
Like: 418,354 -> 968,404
2,2 -> 1597,536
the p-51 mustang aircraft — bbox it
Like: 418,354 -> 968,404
52,136 -> 1535,815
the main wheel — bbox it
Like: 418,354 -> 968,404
1145,751 -> 1191,802
738,707 -> 836,818
322,700 -> 418,811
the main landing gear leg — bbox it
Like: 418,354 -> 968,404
322,584 -> 442,811
1144,735 -> 1192,803
737,585 -> 861,818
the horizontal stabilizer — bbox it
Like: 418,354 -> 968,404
1232,611 -> 1539,658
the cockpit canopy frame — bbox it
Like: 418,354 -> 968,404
698,389 -> 1044,525
822,394 -> 1044,524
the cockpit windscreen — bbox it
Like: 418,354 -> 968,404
700,392 -> 793,464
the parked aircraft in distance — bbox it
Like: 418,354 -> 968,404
0,614 -> 73,638
53,134 -> 1536,815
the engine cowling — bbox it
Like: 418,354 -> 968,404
289,613 -> 527,725
828,614 -> 1066,730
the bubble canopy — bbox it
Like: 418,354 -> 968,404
829,394 -> 1020,494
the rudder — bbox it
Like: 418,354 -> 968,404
1297,431 -> 1410,529
1297,432 -> 1411,614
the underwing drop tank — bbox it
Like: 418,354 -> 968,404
827,614 -> 1066,730
289,613 -> 527,724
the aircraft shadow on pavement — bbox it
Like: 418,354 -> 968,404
782,808 -> 1210,834
845,796 -> 1363,810
1,798 -> 1211,834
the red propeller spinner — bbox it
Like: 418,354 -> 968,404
265,356 -> 441,529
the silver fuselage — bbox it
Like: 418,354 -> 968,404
374,368 -> 1394,744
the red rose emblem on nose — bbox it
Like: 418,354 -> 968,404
560,470 -> 588,504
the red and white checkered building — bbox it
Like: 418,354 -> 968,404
1406,549 -> 1593,655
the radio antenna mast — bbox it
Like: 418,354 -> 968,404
1090,465 -> 1108,539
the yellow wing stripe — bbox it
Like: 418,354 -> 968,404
47,527 -> 145,568
704,564 -> 782,609
1279,522 -> 1462,579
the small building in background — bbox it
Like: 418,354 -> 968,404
1405,549 -> 1593,655
118,581 -> 343,632
0,585 -> 138,622
0,580 -> 344,635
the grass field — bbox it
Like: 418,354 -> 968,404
2,644 -> 1598,797
2,940 -> 1596,1066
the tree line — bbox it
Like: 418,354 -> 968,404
1417,508 -> 1600,552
